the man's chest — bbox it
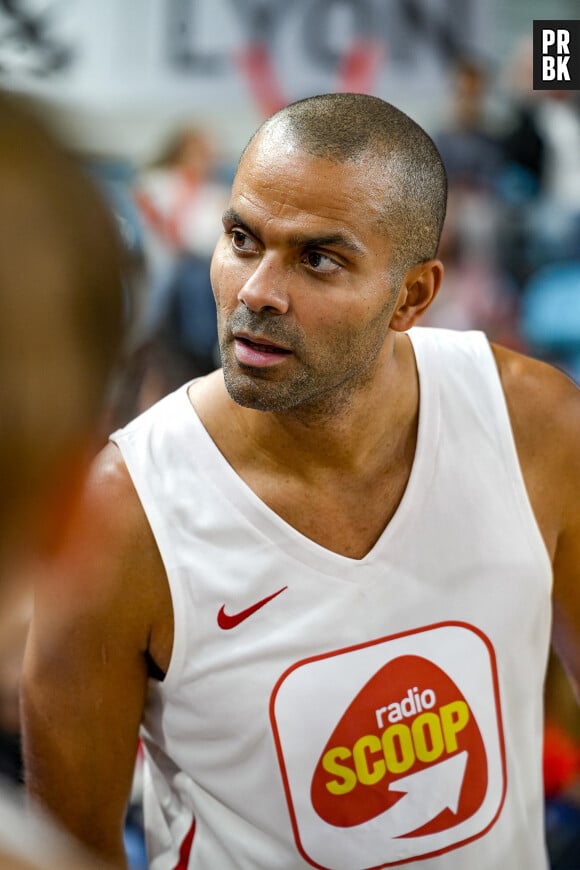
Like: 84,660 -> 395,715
241,464 -> 413,560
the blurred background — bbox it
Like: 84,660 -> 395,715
0,1 -> 579,868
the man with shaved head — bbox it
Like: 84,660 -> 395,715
22,93 -> 580,870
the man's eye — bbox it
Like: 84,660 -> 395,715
231,230 -> 258,253
304,251 -> 340,273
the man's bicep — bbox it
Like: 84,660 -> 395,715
552,514 -> 580,703
495,347 -> 580,703
20,445 -> 156,865
550,380 -> 580,704
21,608 -> 148,862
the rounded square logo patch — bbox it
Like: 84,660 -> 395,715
270,622 -> 506,869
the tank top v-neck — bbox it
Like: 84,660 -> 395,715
112,326 -> 551,870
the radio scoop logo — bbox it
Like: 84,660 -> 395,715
270,622 -> 506,869
310,654 -> 487,837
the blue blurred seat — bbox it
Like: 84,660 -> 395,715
521,261 -> 580,383
546,798 -> 580,870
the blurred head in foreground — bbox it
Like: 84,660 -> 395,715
0,91 -> 125,574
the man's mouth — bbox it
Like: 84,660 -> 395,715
235,335 -> 291,354
233,334 -> 292,367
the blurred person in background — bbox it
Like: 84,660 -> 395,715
134,127 -> 229,388
498,37 -> 580,383
434,57 -> 505,192
498,37 -> 580,283
515,87 -> 580,383
428,57 -> 521,347
0,89 -> 126,868
420,186 -> 520,347
500,37 -> 546,201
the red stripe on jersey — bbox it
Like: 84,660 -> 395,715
173,817 -> 196,870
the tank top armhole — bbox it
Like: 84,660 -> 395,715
476,335 -> 553,586
110,428 -> 189,692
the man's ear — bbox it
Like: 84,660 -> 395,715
390,259 -> 444,332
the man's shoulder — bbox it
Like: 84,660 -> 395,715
87,441 -> 149,539
491,343 -> 580,438
51,441 -> 166,625
491,343 -> 580,536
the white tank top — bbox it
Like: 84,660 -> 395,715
111,327 -> 552,870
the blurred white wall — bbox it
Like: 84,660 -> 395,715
0,0 -> 490,162
0,0 -> 575,164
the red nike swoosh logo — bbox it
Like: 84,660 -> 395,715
217,585 -> 288,630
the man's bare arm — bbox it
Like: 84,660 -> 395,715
494,344 -> 580,699
20,444 -> 171,867
550,387 -> 580,701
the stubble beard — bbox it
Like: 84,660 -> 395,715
219,306 -> 392,424
220,336 -> 325,417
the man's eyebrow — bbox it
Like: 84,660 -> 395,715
287,232 -> 364,256
222,208 -> 254,232
221,209 -> 365,256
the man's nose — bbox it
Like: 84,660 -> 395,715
237,257 -> 290,314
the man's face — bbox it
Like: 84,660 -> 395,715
211,131 -> 402,416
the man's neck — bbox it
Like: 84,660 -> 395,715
193,332 -> 419,483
